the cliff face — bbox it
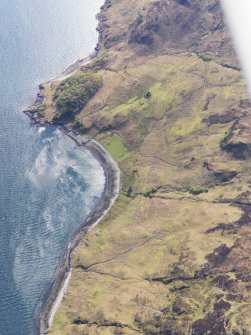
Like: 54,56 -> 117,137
41,0 -> 251,334
98,0 -> 236,63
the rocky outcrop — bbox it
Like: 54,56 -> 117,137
33,0 -> 251,334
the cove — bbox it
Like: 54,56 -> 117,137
0,0 -> 104,334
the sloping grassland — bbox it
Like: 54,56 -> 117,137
37,0 -> 251,334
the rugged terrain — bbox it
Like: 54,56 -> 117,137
35,0 -> 251,334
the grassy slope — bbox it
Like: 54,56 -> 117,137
37,0 -> 251,334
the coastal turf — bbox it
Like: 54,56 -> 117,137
34,0 -> 251,334
49,55 -> 251,335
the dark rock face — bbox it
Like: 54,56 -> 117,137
219,119 -> 251,160
104,31 -> 128,48
128,0 -> 234,61
206,223 -> 237,235
196,244 -> 232,279
211,275 -> 235,291
203,112 -> 237,126
226,293 -> 244,302
73,318 -> 88,325
129,1 -> 165,46
191,300 -> 231,335
235,212 -> 251,227
213,170 -> 237,183
223,142 -> 251,160
175,0 -> 191,7
206,244 -> 231,268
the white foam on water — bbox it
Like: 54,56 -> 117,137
0,0 -> 106,332
27,137 -> 67,187
14,133 -> 107,303
38,127 -> 46,134
77,148 -> 106,194
221,0 -> 251,94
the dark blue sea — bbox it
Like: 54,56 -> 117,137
0,1 -> 104,334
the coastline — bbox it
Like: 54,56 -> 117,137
23,49 -> 100,126
22,1 -> 120,333
37,127 -> 120,334
27,0 -> 251,333
48,50 -> 98,83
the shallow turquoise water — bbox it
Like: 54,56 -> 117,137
0,1 -> 104,334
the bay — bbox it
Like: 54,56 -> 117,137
0,1 -> 104,334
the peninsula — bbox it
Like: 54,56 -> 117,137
27,0 -> 251,334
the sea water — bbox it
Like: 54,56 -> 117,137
0,0 -> 104,334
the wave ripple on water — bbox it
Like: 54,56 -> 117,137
0,0 -> 104,334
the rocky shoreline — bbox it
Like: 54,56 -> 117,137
25,116 -> 120,335
36,125 -> 120,334
22,2 -> 121,333
22,0 -> 251,333
23,49 -> 98,127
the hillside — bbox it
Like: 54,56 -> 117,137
37,1 -> 251,334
